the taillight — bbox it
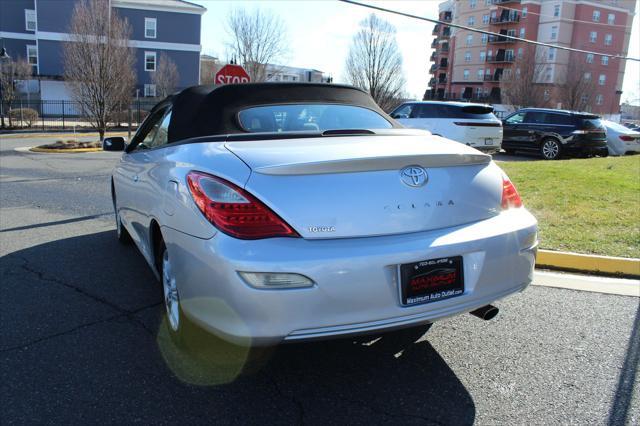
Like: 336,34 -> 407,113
186,171 -> 299,239
501,177 -> 522,209
619,135 -> 635,142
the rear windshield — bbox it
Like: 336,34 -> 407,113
409,104 -> 496,120
238,104 -> 392,133
577,116 -> 604,130
604,120 -> 636,133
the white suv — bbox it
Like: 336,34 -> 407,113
391,101 -> 503,153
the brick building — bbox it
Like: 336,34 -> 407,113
425,0 -> 636,115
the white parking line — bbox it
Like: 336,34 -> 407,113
533,270 -> 640,297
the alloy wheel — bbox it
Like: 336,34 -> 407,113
542,139 -> 560,159
162,249 -> 180,332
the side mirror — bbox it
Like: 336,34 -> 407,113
103,136 -> 126,151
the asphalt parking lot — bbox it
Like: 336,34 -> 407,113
1,135 -> 638,425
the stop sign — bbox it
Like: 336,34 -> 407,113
215,64 -> 251,84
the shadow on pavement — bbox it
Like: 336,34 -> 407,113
1,230 -> 476,424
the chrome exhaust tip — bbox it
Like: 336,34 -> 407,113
470,305 -> 499,321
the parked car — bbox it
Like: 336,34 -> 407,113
623,122 -> 640,131
105,83 -> 537,347
501,108 -> 608,160
602,120 -> 640,156
390,101 -> 503,154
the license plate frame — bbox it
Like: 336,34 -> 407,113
399,256 -> 464,306
484,138 -> 494,145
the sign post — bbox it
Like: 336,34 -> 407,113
215,64 -> 251,84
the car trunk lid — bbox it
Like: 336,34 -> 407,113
225,134 -> 504,239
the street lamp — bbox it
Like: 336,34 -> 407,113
0,46 -> 12,128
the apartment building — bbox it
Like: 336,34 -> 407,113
265,64 -> 331,83
0,0 -> 205,100
426,0 -> 636,115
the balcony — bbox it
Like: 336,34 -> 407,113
490,15 -> 520,24
432,24 -> 440,35
488,35 -> 515,44
429,64 -> 438,73
430,52 -> 437,61
491,0 -> 521,4
429,78 -> 437,86
442,27 -> 451,38
486,54 -> 515,63
437,77 -> 448,84
431,39 -> 438,48
439,60 -> 448,68
442,12 -> 452,22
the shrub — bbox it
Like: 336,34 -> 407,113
8,108 -> 39,127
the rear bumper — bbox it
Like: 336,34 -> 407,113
162,208 -> 537,346
563,135 -> 607,152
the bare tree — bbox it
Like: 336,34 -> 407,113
0,58 -> 32,127
152,53 -> 180,98
557,55 -> 597,111
344,14 -> 406,111
225,8 -> 289,82
500,46 -> 549,109
63,0 -> 135,140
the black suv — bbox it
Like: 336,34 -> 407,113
502,108 -> 608,160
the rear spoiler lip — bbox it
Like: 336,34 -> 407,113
251,153 -> 492,176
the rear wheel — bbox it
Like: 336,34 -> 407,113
160,242 -> 185,344
503,148 -> 516,155
540,138 -> 561,160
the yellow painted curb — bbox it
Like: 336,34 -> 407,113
29,147 -> 103,153
537,249 -> 640,277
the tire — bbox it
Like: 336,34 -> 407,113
540,138 -> 562,160
114,201 -> 132,244
159,241 -> 188,347
599,149 -> 609,158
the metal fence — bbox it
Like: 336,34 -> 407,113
0,99 -> 159,131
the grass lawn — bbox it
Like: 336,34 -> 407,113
499,156 -> 640,258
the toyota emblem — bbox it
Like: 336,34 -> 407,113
400,166 -> 428,187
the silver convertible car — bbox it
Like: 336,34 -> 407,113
105,83 -> 538,346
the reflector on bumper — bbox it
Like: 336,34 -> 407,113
238,272 -> 315,289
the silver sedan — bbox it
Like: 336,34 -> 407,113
106,83 -> 538,347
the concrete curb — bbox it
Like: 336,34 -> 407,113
29,147 -> 103,153
537,249 -> 640,278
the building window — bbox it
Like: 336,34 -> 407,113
468,16 -> 475,26
581,94 -> 589,106
144,51 -> 156,71
477,69 -> 484,80
463,69 -> 470,80
598,74 -> 606,85
145,18 -> 157,39
586,54 -> 594,63
545,66 -> 552,82
595,94 -> 603,105
482,14 -> 489,24
589,31 -> 597,43
144,84 -> 156,97
480,51 -> 486,61
26,45 -> 38,74
584,72 -> 591,81
517,48 -> 523,58
608,13 -> 615,24
601,56 -> 609,65
481,33 -> 487,44
466,34 -> 473,46
592,10 -> 600,22
604,34 -> 612,46
519,27 -> 525,38
548,48 -> 556,61
25,9 -> 36,31
470,0 -> 477,9
515,68 -> 521,78
551,26 -> 558,40
504,68 -> 512,79
553,4 -> 560,17
522,7 -> 528,17
476,87 -> 482,97
544,89 -> 550,101
465,51 -> 471,62
484,0 -> 490,5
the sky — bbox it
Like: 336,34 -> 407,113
193,0 -> 640,103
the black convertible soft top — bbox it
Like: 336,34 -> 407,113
163,83 -> 398,142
